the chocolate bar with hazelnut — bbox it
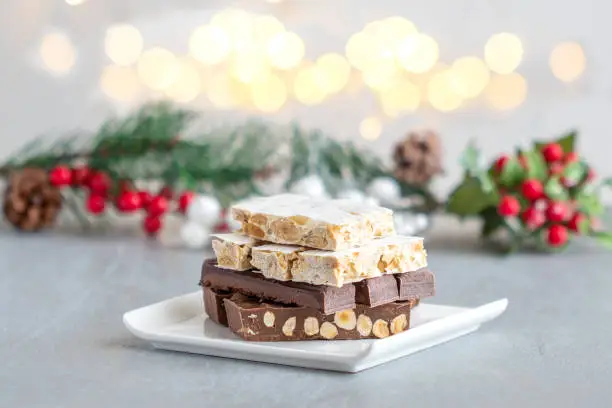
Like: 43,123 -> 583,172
223,293 -> 416,341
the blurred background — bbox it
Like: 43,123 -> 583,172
0,0 -> 605,199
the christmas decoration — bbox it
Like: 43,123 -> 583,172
180,221 -> 209,249
446,131 -> 612,253
336,188 -> 366,201
186,195 -> 222,227
2,168 -> 62,231
289,174 -> 328,198
366,177 -> 402,205
393,130 -> 444,186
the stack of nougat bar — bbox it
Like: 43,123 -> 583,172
200,194 -> 435,342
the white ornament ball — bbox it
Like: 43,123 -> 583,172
336,188 -> 366,201
364,196 -> 380,206
180,221 -> 209,249
186,195 -> 221,227
289,175 -> 328,198
157,214 -> 186,248
366,177 -> 401,205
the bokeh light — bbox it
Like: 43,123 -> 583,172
427,71 -> 463,112
550,42 -> 586,83
359,117 -> 383,141
231,51 -> 270,84
65,0 -> 86,5
165,59 -> 201,103
484,33 -> 523,74
189,25 -> 231,65
207,75 -> 251,109
210,9 -> 253,52
137,47 -> 179,90
362,62 -> 400,91
293,66 -> 327,105
252,15 -> 285,44
104,24 -> 143,66
378,79 -> 421,117
39,31 -> 76,75
314,53 -> 351,94
485,73 -> 528,110
449,57 -> 490,98
345,31 -> 378,71
267,31 -> 304,70
100,65 -> 141,102
396,33 -> 439,74
251,73 -> 287,112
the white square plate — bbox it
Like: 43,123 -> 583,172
123,292 -> 507,373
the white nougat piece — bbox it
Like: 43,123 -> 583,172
211,233 -> 259,271
231,194 -> 396,250
291,236 -> 427,287
250,244 -> 304,281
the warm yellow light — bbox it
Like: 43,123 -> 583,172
207,75 -> 251,109
136,47 -> 179,90
382,16 -> 418,39
100,65 -> 141,102
251,73 -> 287,112
550,42 -> 586,83
449,57 -> 490,98
345,31 -> 378,71
104,24 -> 143,66
210,9 -> 255,52
427,71 -> 463,112
314,53 -> 351,93
253,15 -> 285,44
359,117 -> 383,141
65,0 -> 86,5
293,66 -> 327,105
230,50 -> 270,84
378,79 -> 421,117
346,69 -> 363,95
189,25 -> 231,65
39,31 -> 76,75
267,31 -> 305,70
165,60 -> 201,103
362,62 -> 400,91
397,33 -> 439,74
484,33 -> 523,74
485,73 -> 527,110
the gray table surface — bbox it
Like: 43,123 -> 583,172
1,215 -> 611,408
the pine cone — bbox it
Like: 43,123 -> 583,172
393,130 -> 443,186
3,168 -> 62,231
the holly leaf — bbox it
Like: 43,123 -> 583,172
577,192 -> 605,216
499,157 -> 525,187
478,172 -> 495,193
459,140 -> 480,175
446,177 -> 497,216
535,130 -> 577,154
563,162 -> 587,184
480,207 -> 504,238
523,149 -> 548,181
578,217 -> 591,235
544,177 -> 569,200
591,231 -> 612,249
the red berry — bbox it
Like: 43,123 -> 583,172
88,172 -> 111,194
497,195 -> 521,217
568,212 -> 587,234
545,201 -> 567,222
546,224 -> 568,247
138,191 -> 152,208
117,191 -> 142,212
542,143 -> 564,162
494,156 -> 509,173
49,165 -> 72,186
521,179 -> 544,201
565,152 -> 579,164
159,186 -> 174,199
549,162 -> 564,176
148,195 -> 168,216
587,168 -> 596,182
71,166 -> 90,186
521,206 -> 546,230
143,215 -> 162,236
214,222 -> 230,233
178,191 -> 195,213
86,194 -> 106,215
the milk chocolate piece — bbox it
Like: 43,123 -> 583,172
396,268 -> 435,300
203,286 -> 233,325
354,275 -> 399,306
201,260 -> 356,314
224,293 -> 416,341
